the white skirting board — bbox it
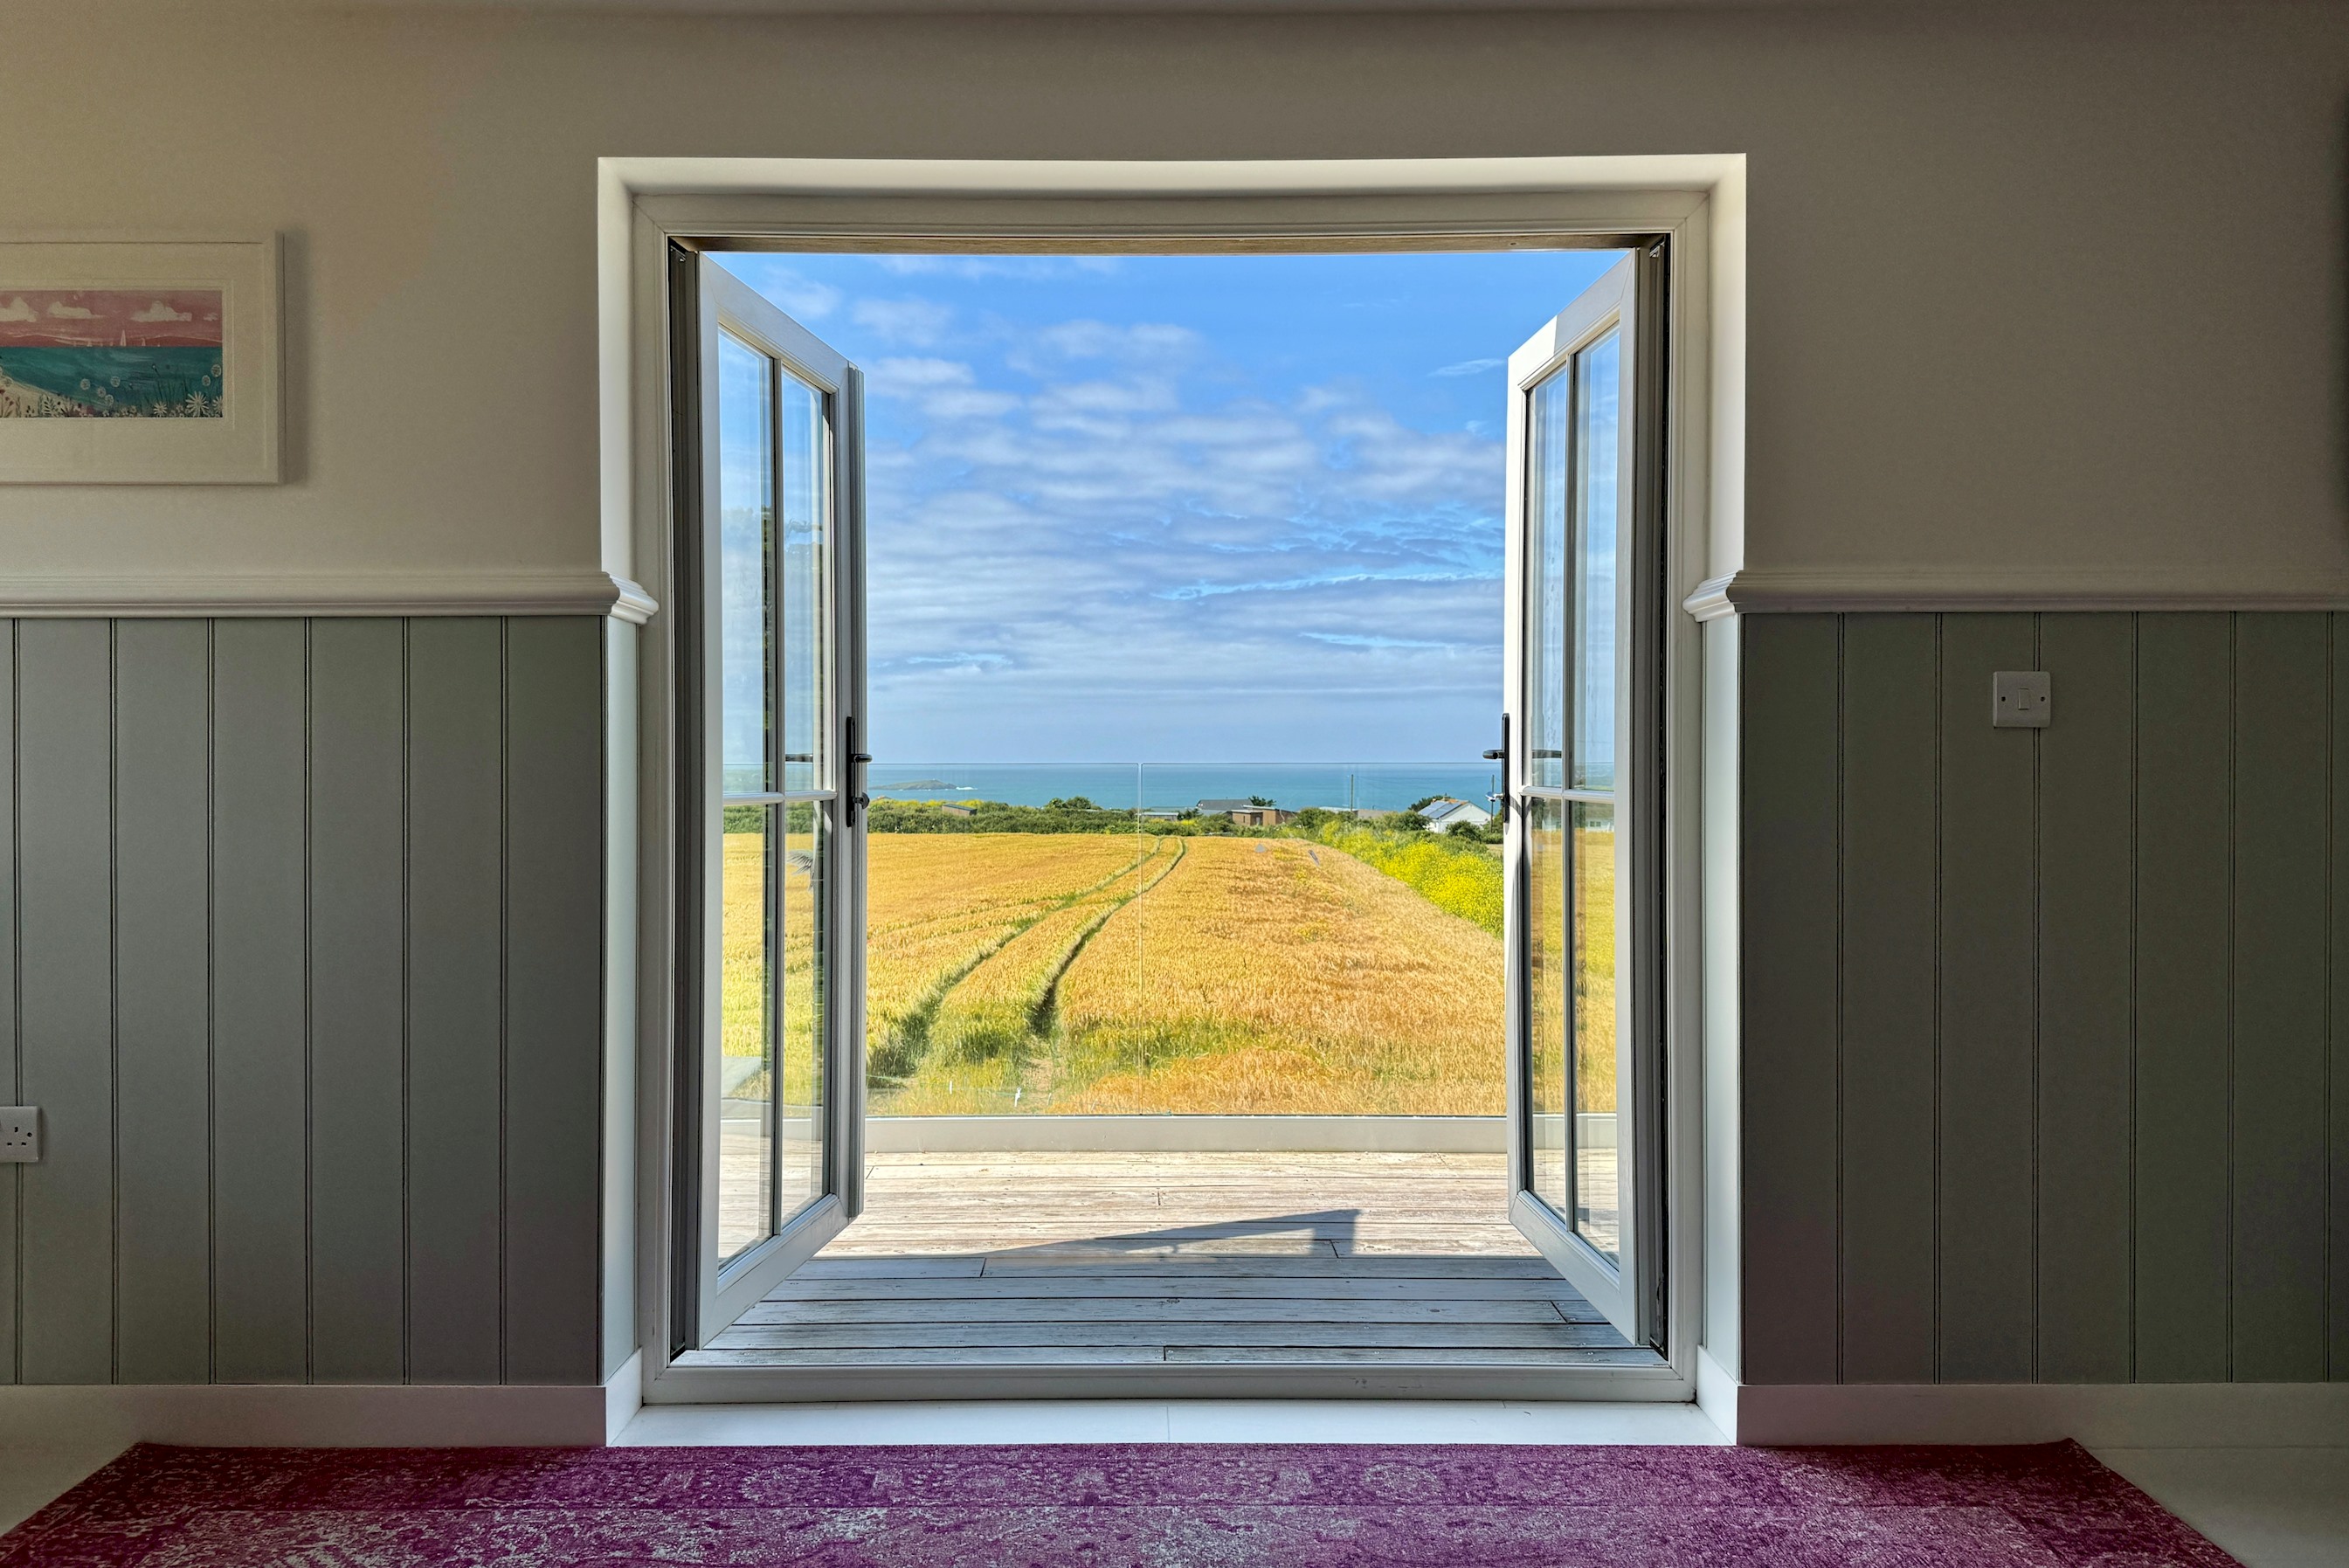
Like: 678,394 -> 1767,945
1700,1357 -> 2349,1447
0,1365 -> 639,1450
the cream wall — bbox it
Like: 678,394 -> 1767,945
1,3 -> 2345,583
6,0 -> 2349,1412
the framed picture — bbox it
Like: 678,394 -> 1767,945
0,237 -> 280,483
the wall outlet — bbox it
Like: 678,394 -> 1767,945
0,1107 -> 38,1163
1992,670 -> 2052,729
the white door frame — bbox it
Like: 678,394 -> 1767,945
600,156 -> 1744,1406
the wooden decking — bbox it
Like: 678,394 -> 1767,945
685,1151 -> 1656,1371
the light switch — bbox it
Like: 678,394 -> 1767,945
1992,670 -> 2051,729
0,1107 -> 36,1163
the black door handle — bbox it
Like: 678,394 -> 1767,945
846,718 -> 873,826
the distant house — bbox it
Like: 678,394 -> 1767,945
1417,797 -> 1492,832
1197,798 -> 1293,826
934,802 -> 974,818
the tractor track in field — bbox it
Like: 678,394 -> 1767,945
871,837 -> 1177,1083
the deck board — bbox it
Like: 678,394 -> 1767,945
677,1150 -> 1659,1372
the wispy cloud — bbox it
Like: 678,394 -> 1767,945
749,267 -> 842,320
708,249 -> 1627,759
877,255 -> 1120,280
1301,632 -> 1469,650
853,297 -> 955,347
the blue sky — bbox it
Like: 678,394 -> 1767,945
716,249 -> 1621,763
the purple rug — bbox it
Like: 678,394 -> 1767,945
2,1439 -> 2236,1566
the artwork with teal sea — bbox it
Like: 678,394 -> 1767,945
0,288 -> 225,418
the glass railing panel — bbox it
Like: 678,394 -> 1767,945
861,762 -> 1505,1116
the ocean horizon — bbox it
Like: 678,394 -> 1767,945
857,762 -> 1501,814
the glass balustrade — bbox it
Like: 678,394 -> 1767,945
828,763 -> 1507,1116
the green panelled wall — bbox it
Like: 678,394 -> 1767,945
0,617 -> 606,1386
1742,612 -> 2349,1385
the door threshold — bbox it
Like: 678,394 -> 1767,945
619,1394 -> 1726,1447
649,1357 -> 1680,1406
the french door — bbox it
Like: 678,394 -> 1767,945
1502,252 -> 1663,1347
672,250 -> 869,1350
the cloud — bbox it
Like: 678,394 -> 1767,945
1302,632 -> 1474,651
714,271 -> 1529,759
129,300 -> 192,324
852,297 -> 955,348
0,298 -> 33,323
1009,320 -> 1198,372
1432,357 -> 1502,377
45,302 -> 93,320
725,265 -> 840,321
853,335 -> 1507,762
872,356 -> 975,391
876,256 -> 1118,280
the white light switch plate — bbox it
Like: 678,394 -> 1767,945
0,1107 -> 36,1162
1993,670 -> 2052,729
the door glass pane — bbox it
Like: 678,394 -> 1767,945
1524,372 -> 1570,790
1571,329 -> 1620,791
1572,798 -> 1620,1263
717,803 -> 776,1264
777,800 -> 829,1217
779,372 -> 830,796
718,333 -> 774,798
1526,793 -> 1569,1215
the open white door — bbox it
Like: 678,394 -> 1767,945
672,251 -> 869,1350
1501,252 -> 1662,1347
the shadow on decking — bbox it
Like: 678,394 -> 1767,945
982,1208 -> 1367,1261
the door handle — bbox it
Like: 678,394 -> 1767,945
1483,715 -> 1510,816
846,718 -> 873,827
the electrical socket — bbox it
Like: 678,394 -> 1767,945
0,1107 -> 38,1163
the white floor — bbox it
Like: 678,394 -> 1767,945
0,1445 -> 122,1537
6,1408 -> 2346,1568
2092,1447 -> 2349,1568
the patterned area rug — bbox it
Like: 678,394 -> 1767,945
3,1439 -> 2236,1566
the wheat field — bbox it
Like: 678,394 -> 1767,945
1049,836 -> 1505,1114
722,825 -> 1613,1118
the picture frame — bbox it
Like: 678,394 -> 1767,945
0,236 -> 280,484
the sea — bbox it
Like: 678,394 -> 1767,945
860,763 -> 1501,814
0,346 -> 224,416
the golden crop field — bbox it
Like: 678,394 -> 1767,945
1049,836 -> 1504,1114
876,839 -> 1182,1114
723,826 -> 1607,1118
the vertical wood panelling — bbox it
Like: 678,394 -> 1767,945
210,621 -> 310,1382
1,615 -> 608,1389
405,619 -> 507,1384
15,622 -> 115,1382
2035,614 -> 2136,1382
2229,614 -> 2328,1380
1836,616 -> 1938,1382
502,619 -> 605,1385
1738,615 -> 1842,1384
0,626 -> 15,1384
2332,617 -> 2349,1382
1741,609 -> 2344,1388
1936,613 -> 2039,1381
307,620 -> 407,1382
111,622 -> 212,1384
2133,613 -> 2235,1381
